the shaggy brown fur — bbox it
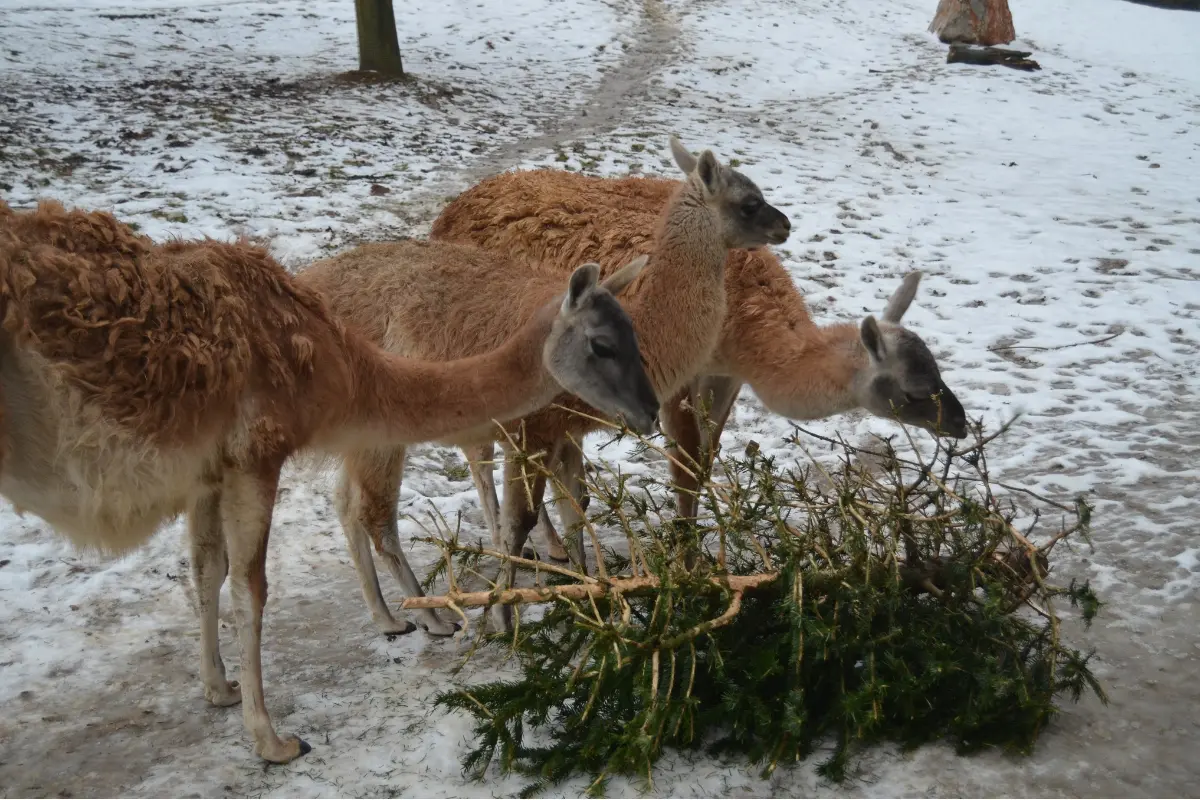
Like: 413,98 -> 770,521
431,170 -> 966,557
0,198 -> 655,765
0,200 -> 336,451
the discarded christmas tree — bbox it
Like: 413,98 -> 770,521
407,415 -> 1105,797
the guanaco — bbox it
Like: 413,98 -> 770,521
0,198 -> 655,763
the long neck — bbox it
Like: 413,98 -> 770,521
626,179 -> 727,398
741,322 -> 867,421
341,302 -> 562,445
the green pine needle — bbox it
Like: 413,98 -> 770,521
426,420 -> 1104,796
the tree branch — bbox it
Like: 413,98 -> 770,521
397,553 -> 1033,611
988,331 -> 1122,353
399,573 -> 778,610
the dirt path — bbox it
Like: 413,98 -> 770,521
387,0 -> 681,227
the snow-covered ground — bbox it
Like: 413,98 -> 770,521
1,0 -> 1198,796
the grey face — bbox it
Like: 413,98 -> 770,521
857,272 -> 968,440
863,325 -> 968,439
547,264 -> 659,435
712,167 -> 792,249
859,321 -> 969,438
668,136 -> 791,250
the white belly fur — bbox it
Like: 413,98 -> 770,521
0,346 -> 220,555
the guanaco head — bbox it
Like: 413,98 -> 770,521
853,272 -> 968,439
544,255 -> 659,435
669,135 -> 791,249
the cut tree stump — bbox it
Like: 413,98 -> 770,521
947,44 -> 1041,72
930,0 -> 1016,46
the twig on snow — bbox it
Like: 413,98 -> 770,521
988,330 -> 1123,353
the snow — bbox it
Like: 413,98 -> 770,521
1,0 -> 1199,796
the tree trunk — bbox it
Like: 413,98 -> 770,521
355,0 -> 404,76
929,0 -> 1016,46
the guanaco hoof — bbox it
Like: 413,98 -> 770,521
384,621 -> 418,640
420,620 -> 461,636
298,739 -> 312,757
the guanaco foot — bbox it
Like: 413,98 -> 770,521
519,543 -> 568,562
258,734 -> 311,764
416,611 -> 460,637
380,618 -> 418,637
204,679 -> 242,707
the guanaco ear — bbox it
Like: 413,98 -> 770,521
861,316 -> 887,363
696,150 -> 723,194
882,271 -> 922,323
562,262 -> 601,313
669,135 -> 698,175
601,254 -> 648,297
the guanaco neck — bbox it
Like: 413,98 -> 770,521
627,178 -> 727,398
739,321 -> 869,421
340,301 -> 561,445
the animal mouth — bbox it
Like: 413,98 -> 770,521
624,409 -> 659,437
935,418 -> 968,439
768,229 -> 790,245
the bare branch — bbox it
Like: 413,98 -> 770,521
987,330 -> 1123,353
399,573 -> 779,610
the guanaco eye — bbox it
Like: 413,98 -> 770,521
740,199 -> 762,217
590,339 -> 617,359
